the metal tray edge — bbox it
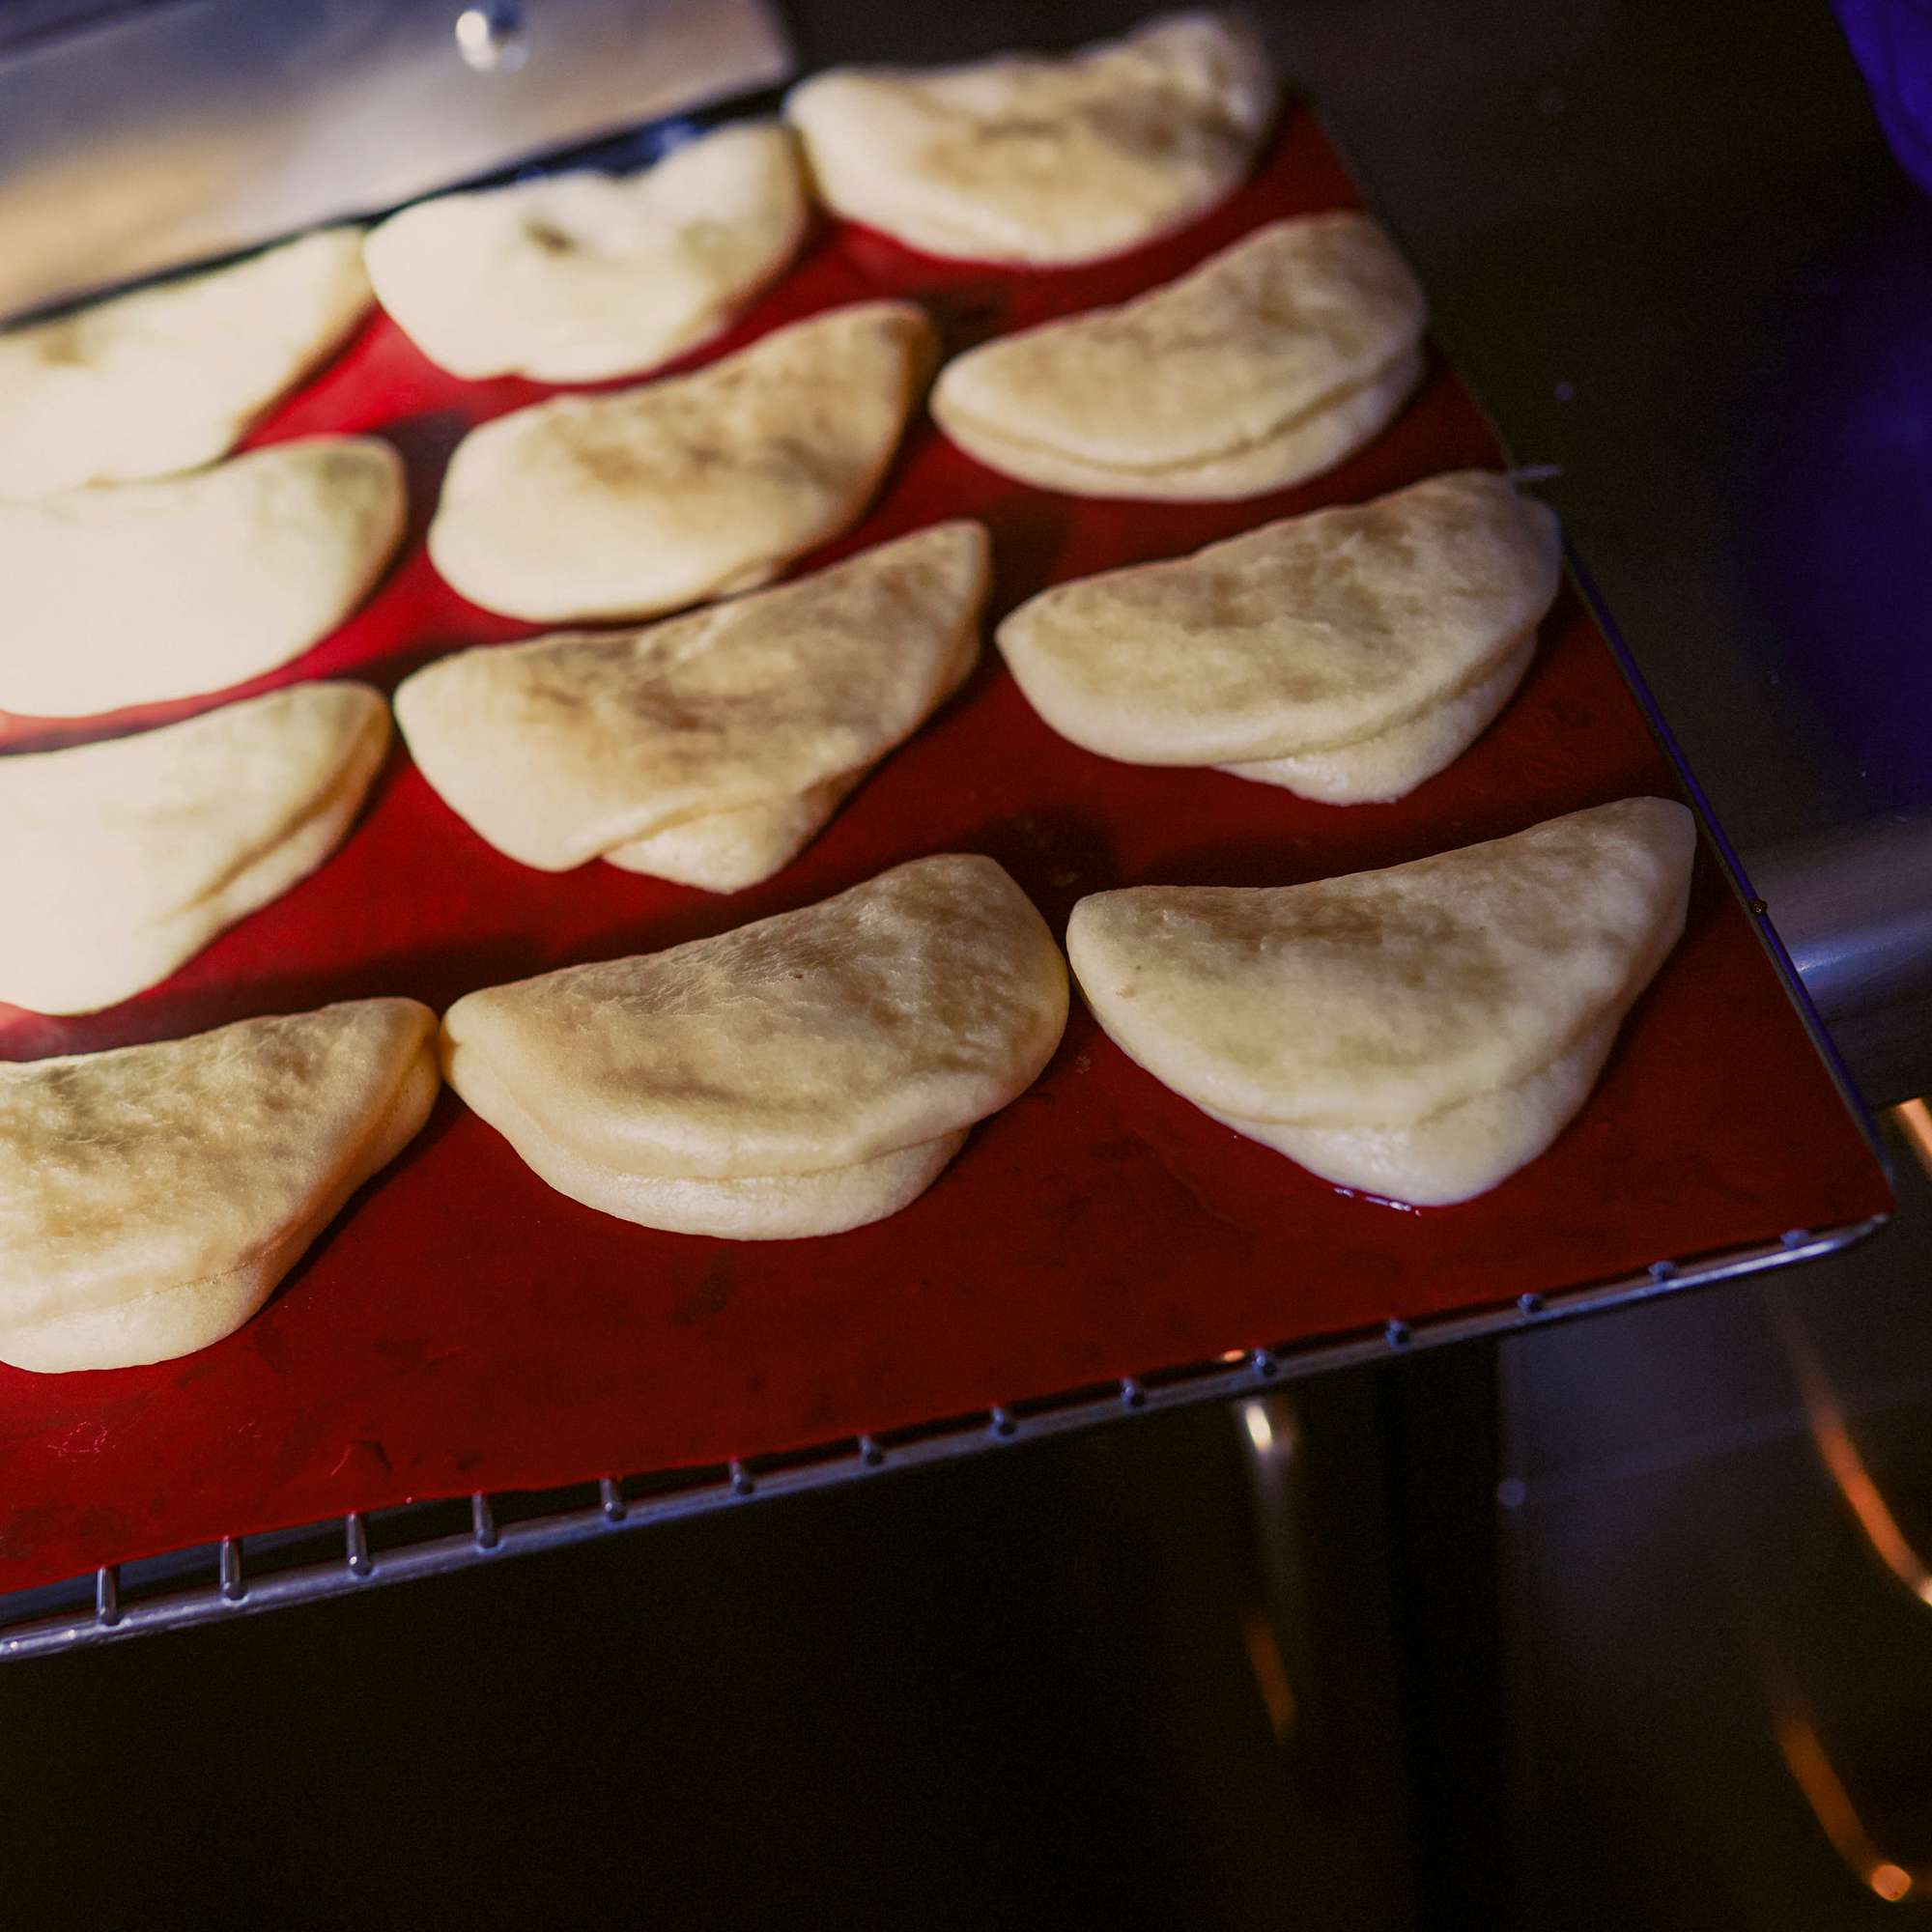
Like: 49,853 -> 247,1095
0,1209 -> 1886,1664
1564,547 -> 1895,1185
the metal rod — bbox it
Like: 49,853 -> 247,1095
0,1214 -> 1886,1664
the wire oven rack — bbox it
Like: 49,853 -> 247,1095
0,1218 -> 1879,1663
0,106 -> 1893,1658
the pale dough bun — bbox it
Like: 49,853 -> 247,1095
440,855 -> 1068,1234
451,1035 -> 969,1238
1066,798 -> 1696,1131
0,435 -> 406,717
942,347 -> 1423,502
427,299 -> 937,623
999,471 -> 1559,770
0,681 -> 389,1015
0,999 -> 439,1372
362,123 -> 809,383
1193,867 -> 1690,1203
398,521 -> 987,883
930,213 -> 1425,498
1201,1015 -> 1620,1206
0,229 -> 372,500
603,773 -> 862,894
1216,633 -> 1536,804
785,13 -> 1274,265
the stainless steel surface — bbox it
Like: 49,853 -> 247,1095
0,0 -> 794,324
454,2 -> 530,72
1750,816 -> 1932,1105
0,1217 -> 1883,1662
1754,817 -> 1932,1023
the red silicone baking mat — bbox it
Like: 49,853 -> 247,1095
0,115 -> 1890,1594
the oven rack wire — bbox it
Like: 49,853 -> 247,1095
0,1217 -> 1879,1664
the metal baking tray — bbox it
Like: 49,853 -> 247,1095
0,114 -> 1891,1652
